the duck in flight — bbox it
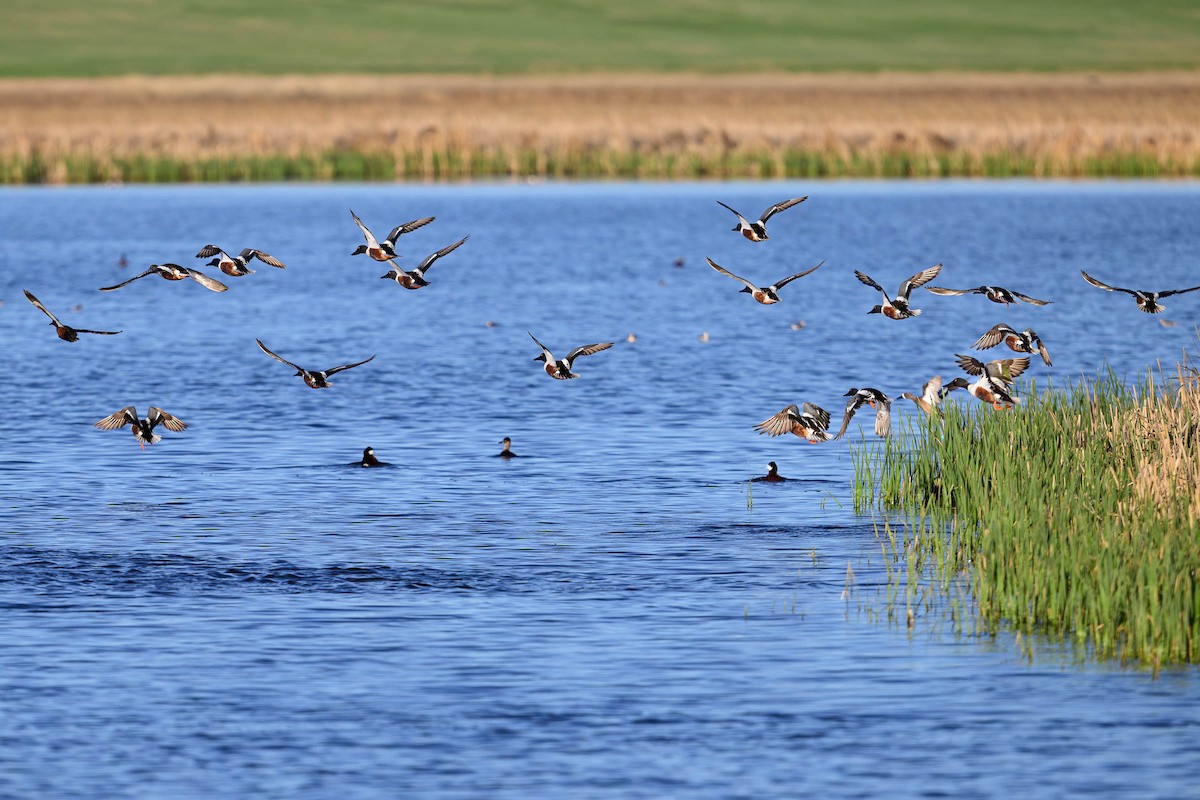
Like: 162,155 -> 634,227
855,264 -> 942,319
256,339 -> 376,389
834,388 -> 893,439
24,290 -> 121,341
1080,270 -> 1200,314
706,258 -> 823,305
350,209 -> 435,261
497,437 -> 519,458
751,462 -> 787,483
94,405 -> 187,450
716,196 -> 808,242
753,402 -> 832,443
100,263 -> 228,293
971,323 -> 1052,366
900,375 -> 968,417
381,236 -> 469,289
529,333 -> 613,380
925,284 -> 1050,306
195,245 -> 286,276
953,354 -> 1028,410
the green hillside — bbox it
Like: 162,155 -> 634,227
3,0 -> 1200,76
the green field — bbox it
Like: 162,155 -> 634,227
4,0 -> 1200,76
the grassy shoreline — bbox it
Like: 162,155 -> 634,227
852,354 -> 1200,669
4,73 -> 1199,184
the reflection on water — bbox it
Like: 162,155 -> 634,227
1,181 -> 1198,797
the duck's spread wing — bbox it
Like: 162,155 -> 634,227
1157,284 -> 1200,298
23,290 -> 60,325
1036,338 -> 1053,366
854,270 -> 887,298
565,341 -> 614,364
386,217 -> 435,242
413,235 -> 468,277
716,200 -> 750,225
350,209 -> 379,247
256,339 -> 303,371
971,324 -> 1010,350
1012,290 -> 1051,306
801,402 -> 831,431
921,375 -> 944,405
528,333 -> 555,361
833,395 -> 866,440
184,268 -> 229,292
324,354 -> 376,376
752,405 -> 800,437
245,249 -> 286,268
987,357 -> 1030,384
874,402 -> 892,438
100,268 -> 155,292
706,258 -> 757,291
148,406 -> 187,432
925,286 -> 970,297
195,244 -> 226,259
75,328 -> 122,336
1080,270 -> 1134,295
758,196 -> 808,222
955,353 -> 986,377
95,406 -> 138,430
772,260 -> 824,290
898,263 -> 943,299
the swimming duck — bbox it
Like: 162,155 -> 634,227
497,437 -> 519,458
100,263 -> 228,293
380,236 -> 469,289
954,354 -> 1030,386
752,462 -> 787,483
350,209 -> 435,261
753,402 -> 832,443
529,333 -> 614,380
971,323 -> 1052,366
834,388 -> 893,439
1080,270 -> 1200,314
925,284 -> 1050,306
256,338 -> 376,389
716,196 -> 808,242
94,405 -> 187,450
24,290 -> 121,341
360,447 -> 388,467
706,257 -> 823,305
855,264 -> 941,319
195,245 -> 286,276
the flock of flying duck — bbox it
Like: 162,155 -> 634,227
18,195 -> 1200,474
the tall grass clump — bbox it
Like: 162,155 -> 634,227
854,353 -> 1200,669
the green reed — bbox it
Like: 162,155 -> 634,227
2,147 -> 1199,184
853,362 -> 1200,669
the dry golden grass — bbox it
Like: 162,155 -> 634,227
3,72 -> 1200,180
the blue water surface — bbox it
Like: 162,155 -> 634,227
1,180 -> 1198,798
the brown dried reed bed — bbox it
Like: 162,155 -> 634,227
3,72 -> 1200,181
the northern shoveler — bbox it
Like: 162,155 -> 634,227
972,323 -> 1052,366
716,196 -> 808,242
350,209 -> 434,261
24,290 -> 121,341
899,375 -> 968,417
925,284 -> 1050,306
380,236 -> 469,289
954,353 -> 1030,386
1080,270 -> 1200,314
753,402 -> 832,443
855,264 -> 941,319
834,388 -> 893,439
256,338 -> 376,389
706,257 -> 823,305
100,263 -> 228,293
529,333 -> 614,380
195,245 -> 286,276
94,405 -> 187,450
752,461 -> 787,483
497,437 -> 519,458
360,447 -> 388,467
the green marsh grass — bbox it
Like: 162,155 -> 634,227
853,355 -> 1200,669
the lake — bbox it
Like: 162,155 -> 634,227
1,180 -> 1198,798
